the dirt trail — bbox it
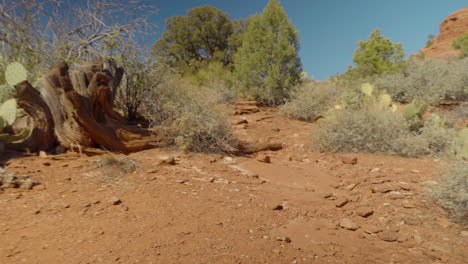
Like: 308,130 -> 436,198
0,103 -> 466,264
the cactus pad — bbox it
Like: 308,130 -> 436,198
361,83 -> 373,96
0,99 -> 18,125
5,62 -> 27,87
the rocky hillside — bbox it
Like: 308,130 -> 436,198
419,6 -> 468,59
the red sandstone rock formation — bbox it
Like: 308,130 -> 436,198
419,6 -> 468,59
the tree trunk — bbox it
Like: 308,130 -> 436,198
13,57 -> 162,153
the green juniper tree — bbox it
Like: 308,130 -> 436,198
234,0 -> 302,105
152,5 -> 234,72
349,28 -> 405,78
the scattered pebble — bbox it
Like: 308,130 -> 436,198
378,231 -> 399,242
256,155 -> 271,163
339,218 -> 358,231
356,207 -> 374,218
335,197 -> 349,208
108,197 -> 122,205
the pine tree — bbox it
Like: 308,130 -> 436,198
350,28 -> 405,78
234,0 -> 302,105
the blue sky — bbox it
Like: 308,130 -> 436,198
149,0 -> 467,80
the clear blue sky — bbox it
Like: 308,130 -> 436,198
149,0 -> 467,80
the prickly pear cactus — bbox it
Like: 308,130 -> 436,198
378,93 -> 394,111
403,100 -> 428,131
5,62 -> 27,87
0,99 -> 17,126
361,83 -> 373,96
403,100 -> 427,120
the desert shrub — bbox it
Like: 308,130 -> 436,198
314,107 -> 462,158
186,61 -> 236,103
397,115 -> 459,157
279,81 -> 339,122
432,161 -> 468,225
453,33 -> 468,58
313,109 -> 410,154
142,72 -> 237,153
375,58 -> 468,104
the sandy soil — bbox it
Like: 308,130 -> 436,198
0,103 -> 466,264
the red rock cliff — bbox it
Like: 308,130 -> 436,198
419,6 -> 468,59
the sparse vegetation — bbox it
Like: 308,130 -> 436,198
141,71 -> 237,153
453,33 -> 468,58
313,109 -> 411,154
432,161 -> 468,225
279,81 -> 339,122
375,57 -> 468,104
425,34 -> 436,48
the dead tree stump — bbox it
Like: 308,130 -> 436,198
12,58 -> 162,153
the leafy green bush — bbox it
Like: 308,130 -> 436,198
375,58 -> 468,104
142,71 -> 237,153
453,33 -> 468,58
279,81 -> 339,122
432,161 -> 468,225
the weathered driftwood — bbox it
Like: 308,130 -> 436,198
12,58 -> 161,153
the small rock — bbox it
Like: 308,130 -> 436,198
20,179 -> 36,190
339,218 -> 358,231
272,128 -> 281,132
410,169 -> 420,174
108,197 -> 121,205
345,183 -> 358,191
256,155 -> 271,163
378,231 -> 399,242
362,224 -> 383,234
370,168 -> 381,173
341,156 -> 358,165
271,204 -> 284,211
222,157 -> 236,164
42,162 -> 51,166
276,236 -> 291,243
356,207 -> 374,218
436,217 -> 451,228
32,184 -> 45,191
421,180 -> 438,186
402,217 -> 421,225
402,200 -> 418,209
235,119 -> 248,125
55,145 -> 66,154
371,184 -> 398,193
335,197 -> 349,208
459,231 -> 468,237
153,156 -> 177,166
397,182 -> 411,191
321,193 -> 334,199
39,151 -> 47,158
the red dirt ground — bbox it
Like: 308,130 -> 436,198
0,104 -> 466,264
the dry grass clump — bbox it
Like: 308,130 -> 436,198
432,161 -> 468,225
94,156 -> 138,173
